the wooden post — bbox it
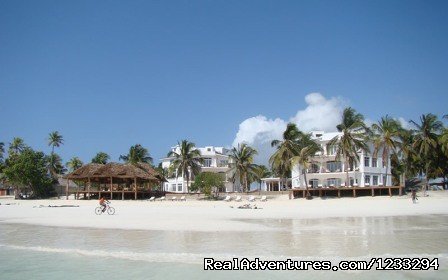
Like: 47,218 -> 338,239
399,185 -> 403,196
319,189 -> 322,197
353,188 -> 356,198
66,179 -> 69,200
110,177 -> 113,200
134,177 -> 137,200
338,190 -> 341,198
302,190 -> 305,198
371,188 -> 374,197
88,177 -> 91,200
388,187 -> 392,197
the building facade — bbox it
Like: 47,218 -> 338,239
291,131 -> 392,189
161,146 -> 234,193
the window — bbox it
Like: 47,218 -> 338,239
310,163 -> 319,173
383,176 -> 387,186
165,183 -> 169,191
327,178 -> 342,187
327,145 -> 337,155
372,158 -> 377,167
373,176 -> 378,186
218,160 -> 228,167
203,158 -> 212,167
326,161 -> 342,172
171,184 -> 176,192
365,175 -> 371,185
177,183 -> 182,192
364,157 -> 370,167
309,179 -> 319,188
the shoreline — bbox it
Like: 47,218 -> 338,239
0,191 -> 447,232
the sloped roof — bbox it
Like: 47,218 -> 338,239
65,162 -> 162,181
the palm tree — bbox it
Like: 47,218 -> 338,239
66,157 -> 84,172
154,163 -> 169,191
229,143 -> 258,192
47,153 -> 66,177
328,107 -> 369,187
9,137 -> 26,155
371,116 -> 402,186
253,165 -> 271,193
119,144 -> 153,164
410,113 -> 443,192
167,140 -> 203,192
292,138 -> 322,198
48,131 -> 64,155
0,142 -> 4,162
91,152 -> 110,164
440,115 -> 448,157
270,123 -> 303,190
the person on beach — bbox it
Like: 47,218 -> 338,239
99,197 -> 109,212
411,189 -> 418,204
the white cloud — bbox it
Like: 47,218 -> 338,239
232,93 -> 345,165
397,117 -> 411,129
290,93 -> 344,132
232,115 -> 287,165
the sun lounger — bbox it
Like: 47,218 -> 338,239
248,195 -> 255,202
159,196 -> 166,201
149,196 -> 155,202
235,195 -> 242,202
171,196 -> 177,201
260,195 -> 267,202
179,196 -> 186,201
224,196 -> 231,202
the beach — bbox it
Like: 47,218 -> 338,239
0,192 -> 447,232
1,192 -> 447,279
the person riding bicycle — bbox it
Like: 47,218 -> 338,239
99,197 -> 109,212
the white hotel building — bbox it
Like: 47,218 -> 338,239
161,146 -> 234,193
291,131 -> 392,189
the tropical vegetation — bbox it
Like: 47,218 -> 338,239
167,140 -> 204,192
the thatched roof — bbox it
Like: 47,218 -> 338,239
65,162 -> 163,182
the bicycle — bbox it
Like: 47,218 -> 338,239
95,202 -> 115,215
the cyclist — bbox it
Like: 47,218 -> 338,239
99,196 -> 109,212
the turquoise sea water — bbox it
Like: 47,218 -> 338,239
1,215 -> 447,279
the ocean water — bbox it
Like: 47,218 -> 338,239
0,215 -> 447,279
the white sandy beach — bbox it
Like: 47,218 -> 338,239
1,191 -> 447,232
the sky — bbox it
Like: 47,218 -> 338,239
1,0 -> 447,166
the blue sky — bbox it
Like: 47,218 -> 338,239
1,0 -> 447,165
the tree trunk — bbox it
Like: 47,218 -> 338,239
345,155 -> 349,186
304,171 -> 311,198
384,161 -> 388,187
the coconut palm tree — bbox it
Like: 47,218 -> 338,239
47,153 -> 66,177
440,115 -> 448,157
229,143 -> 258,192
292,137 -> 322,198
270,123 -> 303,189
328,107 -> 369,186
119,144 -> 153,164
0,142 -> 4,162
9,137 -> 26,155
253,165 -> 271,193
371,116 -> 402,186
66,157 -> 84,172
410,113 -> 443,192
48,131 -> 64,155
91,152 -> 110,164
167,140 -> 203,192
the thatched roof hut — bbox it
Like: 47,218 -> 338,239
64,162 -> 164,200
65,162 -> 162,182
